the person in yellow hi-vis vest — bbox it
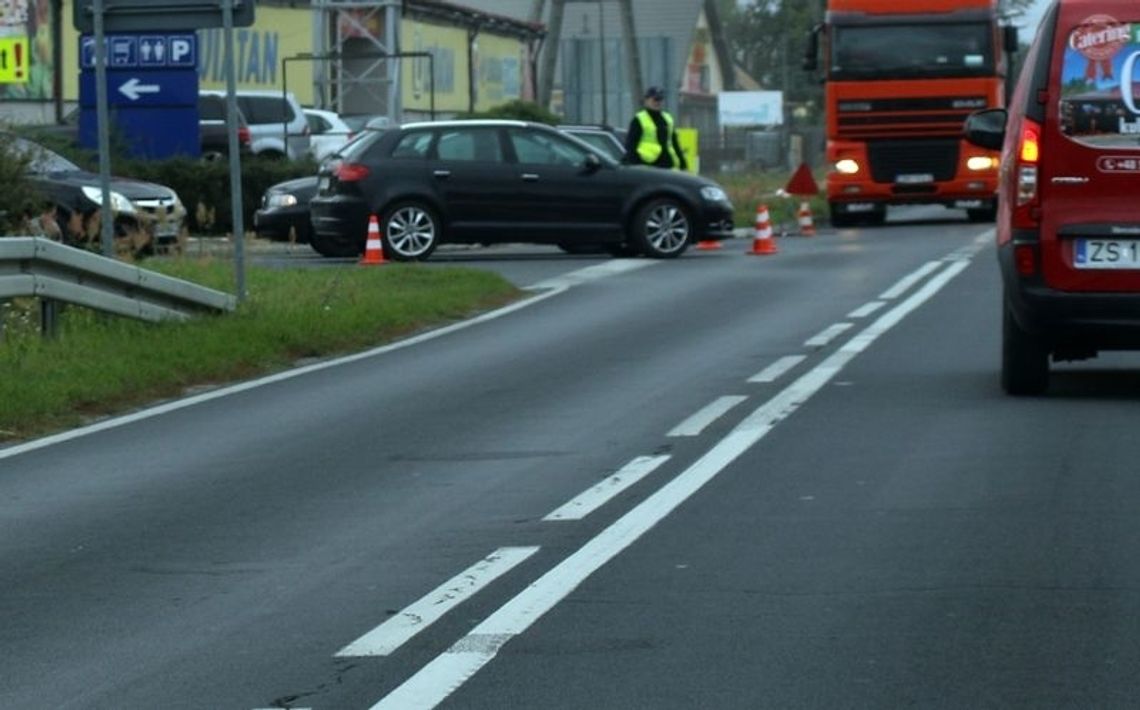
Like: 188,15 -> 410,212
623,86 -> 688,171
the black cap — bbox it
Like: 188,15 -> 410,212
644,86 -> 665,100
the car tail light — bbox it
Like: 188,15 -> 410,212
238,126 -> 251,146
1013,118 -> 1041,229
336,162 -> 370,182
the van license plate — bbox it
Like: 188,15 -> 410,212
1074,239 -> 1140,269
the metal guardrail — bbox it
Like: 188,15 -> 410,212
0,237 -> 236,335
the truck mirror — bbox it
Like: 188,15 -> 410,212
963,108 -> 1008,150
1003,25 -> 1019,53
803,25 -> 820,72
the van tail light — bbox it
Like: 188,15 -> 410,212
336,162 -> 371,182
1013,118 -> 1041,229
238,126 -> 251,146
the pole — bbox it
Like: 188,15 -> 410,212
92,0 -> 114,256
223,0 -> 246,302
598,1 -> 607,125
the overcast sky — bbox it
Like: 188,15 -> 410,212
1015,0 -> 1050,37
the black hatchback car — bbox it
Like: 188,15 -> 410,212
308,120 -> 734,260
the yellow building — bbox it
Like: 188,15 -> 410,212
0,0 -> 543,124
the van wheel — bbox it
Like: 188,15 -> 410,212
1001,301 -> 1050,395
382,201 -> 440,261
630,198 -> 690,258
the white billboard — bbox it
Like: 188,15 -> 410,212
718,91 -> 784,126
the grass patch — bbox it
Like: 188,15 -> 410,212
714,169 -> 829,230
0,259 -> 522,443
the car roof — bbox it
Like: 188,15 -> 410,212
399,119 -> 535,130
199,89 -> 298,99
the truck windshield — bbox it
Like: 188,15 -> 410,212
830,22 -> 993,80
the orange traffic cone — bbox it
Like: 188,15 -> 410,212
360,214 -> 387,265
748,204 -> 778,255
695,239 -> 723,250
797,201 -> 817,236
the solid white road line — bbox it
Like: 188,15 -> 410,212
542,455 -> 671,522
847,301 -> 886,319
878,260 -> 942,300
367,257 -> 971,710
666,395 -> 748,437
336,547 -> 540,658
804,323 -> 853,348
527,259 -> 657,291
747,355 -> 806,384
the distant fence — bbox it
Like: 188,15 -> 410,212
0,237 -> 236,336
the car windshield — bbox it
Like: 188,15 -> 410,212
830,22 -> 994,80
4,135 -> 81,173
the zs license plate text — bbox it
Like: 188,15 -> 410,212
1074,239 -> 1140,269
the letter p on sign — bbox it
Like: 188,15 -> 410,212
0,37 -> 30,84
170,38 -> 194,66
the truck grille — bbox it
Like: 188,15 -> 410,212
867,139 -> 959,184
837,95 -> 987,139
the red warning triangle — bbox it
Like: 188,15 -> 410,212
784,163 -> 820,196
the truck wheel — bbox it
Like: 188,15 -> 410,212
829,202 -> 856,228
1001,301 -> 1049,395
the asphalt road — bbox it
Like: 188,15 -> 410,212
5,207 -> 1140,709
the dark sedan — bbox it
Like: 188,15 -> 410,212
253,176 -> 319,244
308,120 -> 734,261
6,134 -> 187,253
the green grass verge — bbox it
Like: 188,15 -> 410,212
715,169 -> 829,231
0,259 -> 522,443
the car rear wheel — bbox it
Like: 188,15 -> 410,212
382,201 -> 439,262
1001,301 -> 1050,395
630,198 -> 690,258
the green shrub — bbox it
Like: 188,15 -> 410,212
0,132 -> 53,235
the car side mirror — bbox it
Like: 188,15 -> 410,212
583,152 -> 602,172
963,108 -> 1008,151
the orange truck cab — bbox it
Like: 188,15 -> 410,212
805,0 -> 1019,227
965,0 -> 1140,395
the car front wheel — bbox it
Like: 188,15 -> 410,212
630,198 -> 690,258
382,202 -> 440,261
1001,300 -> 1050,395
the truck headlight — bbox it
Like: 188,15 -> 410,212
835,159 -> 860,175
967,156 -> 997,171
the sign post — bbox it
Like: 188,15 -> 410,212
75,0 -> 254,300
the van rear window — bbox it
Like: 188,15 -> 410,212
1058,15 -> 1140,147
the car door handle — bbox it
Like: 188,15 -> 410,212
433,170 -> 451,178
521,173 -> 539,181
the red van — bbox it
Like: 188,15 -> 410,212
965,0 -> 1140,395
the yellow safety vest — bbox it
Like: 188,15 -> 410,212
635,109 -> 680,168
